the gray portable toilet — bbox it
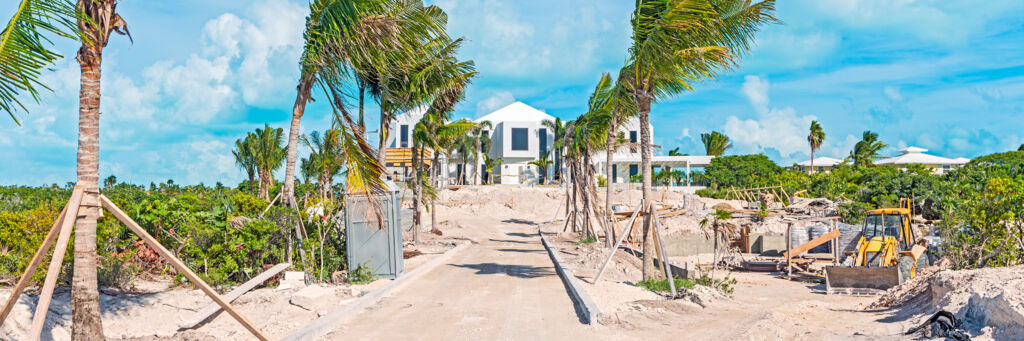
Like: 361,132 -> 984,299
345,180 -> 404,279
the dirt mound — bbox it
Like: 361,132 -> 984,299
871,265 -> 1024,338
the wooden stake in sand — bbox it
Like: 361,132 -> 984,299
594,204 -> 642,283
28,187 -> 84,340
180,262 -> 291,329
0,196 -> 73,326
99,195 -> 270,340
651,205 -> 676,297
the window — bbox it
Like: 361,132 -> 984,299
400,125 -> 409,148
612,165 -> 618,183
511,128 -> 529,151
539,128 -> 548,157
817,166 -> 825,172
629,164 -> 638,178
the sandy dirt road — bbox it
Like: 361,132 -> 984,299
320,219 -> 626,340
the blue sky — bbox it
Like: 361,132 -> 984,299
2,0 -> 1024,186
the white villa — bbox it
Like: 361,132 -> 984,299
874,146 -> 970,174
797,146 -> 970,175
383,101 -> 713,187
796,157 -> 843,173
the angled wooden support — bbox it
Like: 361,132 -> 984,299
594,204 -> 642,283
180,263 -> 291,329
29,187 -> 84,340
0,195 -> 74,327
652,205 -> 676,297
99,195 -> 269,341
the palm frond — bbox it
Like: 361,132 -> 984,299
0,0 -> 80,125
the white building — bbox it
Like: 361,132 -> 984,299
874,146 -> 970,174
592,117 -> 713,187
796,157 -> 844,173
474,102 -> 555,185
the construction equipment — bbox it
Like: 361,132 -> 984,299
825,199 -> 928,295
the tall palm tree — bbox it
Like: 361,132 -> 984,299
701,131 -> 732,156
625,0 -> 776,280
301,129 -> 344,200
250,124 -> 287,200
541,118 -> 567,181
807,120 -> 825,173
849,130 -> 887,167
0,0 -> 80,125
71,0 -> 130,337
471,120 -> 492,185
281,0 -> 446,208
233,137 -> 257,194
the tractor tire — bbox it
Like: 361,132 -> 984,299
898,255 -> 916,283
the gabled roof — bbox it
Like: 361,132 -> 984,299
875,146 -> 968,165
797,157 -> 843,167
475,102 -> 556,124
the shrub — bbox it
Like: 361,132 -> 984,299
637,277 -> 697,293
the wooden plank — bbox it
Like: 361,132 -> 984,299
29,188 -> 83,340
594,204 -> 641,282
783,228 -> 841,259
99,195 -> 269,341
180,263 -> 291,329
651,207 -> 676,296
0,200 -> 70,326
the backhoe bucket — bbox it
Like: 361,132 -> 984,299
824,266 -> 902,295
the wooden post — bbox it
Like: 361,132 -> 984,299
0,198 -> 72,326
99,195 -> 270,340
786,222 -> 793,279
651,207 -> 676,297
180,263 -> 291,329
29,188 -> 83,340
593,204 -> 642,283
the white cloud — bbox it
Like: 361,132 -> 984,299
724,76 -> 818,161
884,86 -> 903,102
476,91 -> 516,115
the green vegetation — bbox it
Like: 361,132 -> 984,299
0,181 -> 348,290
701,131 -> 733,156
637,277 -> 697,292
574,236 -> 597,245
693,149 -> 1024,270
348,261 -> 378,285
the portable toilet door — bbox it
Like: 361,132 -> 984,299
344,181 -> 404,279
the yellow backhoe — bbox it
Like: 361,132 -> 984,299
825,199 -> 928,295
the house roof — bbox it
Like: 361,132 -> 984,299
797,157 -> 844,167
475,101 -> 556,124
875,146 -> 969,165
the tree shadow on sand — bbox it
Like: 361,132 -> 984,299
450,263 -> 554,279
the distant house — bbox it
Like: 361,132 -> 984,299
796,157 -> 843,173
474,102 -> 556,185
874,146 -> 969,174
593,117 -> 713,186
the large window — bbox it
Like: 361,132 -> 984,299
612,165 -> 618,183
400,125 -> 409,148
511,128 -> 529,151
539,128 -> 548,157
629,164 -> 638,178
629,130 -> 638,153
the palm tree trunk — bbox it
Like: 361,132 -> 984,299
72,41 -> 104,339
284,78 -> 313,208
431,153 -> 440,230
637,93 -> 656,281
605,115 -> 616,244
378,107 -> 390,171
474,136 -> 481,185
358,83 -> 366,134
810,148 -> 815,174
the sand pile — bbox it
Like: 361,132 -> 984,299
870,265 -> 1024,338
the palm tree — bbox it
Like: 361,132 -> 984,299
281,0 -> 446,208
482,155 -> 501,184
528,152 -> 554,184
625,0 -> 776,280
668,147 -> 685,156
471,120 -> 492,185
541,118 -> 567,181
849,130 -> 887,167
301,129 -> 344,200
701,131 -> 733,156
250,124 -> 287,200
0,0 -> 79,125
807,120 -> 825,173
70,0 -> 130,337
233,137 -> 257,194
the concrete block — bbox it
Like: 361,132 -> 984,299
290,285 -> 333,311
278,271 -> 306,291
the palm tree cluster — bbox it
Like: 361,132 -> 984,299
849,130 -> 887,167
232,124 -> 287,200
558,0 -> 777,281
701,131 -> 732,156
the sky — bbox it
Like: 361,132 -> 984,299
2,0 -> 1024,186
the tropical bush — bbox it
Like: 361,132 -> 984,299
0,180 -> 345,291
